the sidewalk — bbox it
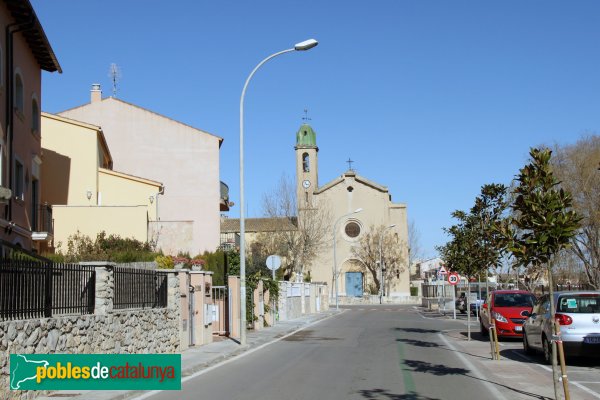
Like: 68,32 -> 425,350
415,306 -> 598,400
39,309 -> 341,400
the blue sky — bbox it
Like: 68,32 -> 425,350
32,1 -> 600,258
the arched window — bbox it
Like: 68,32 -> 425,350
15,73 -> 24,113
302,153 -> 310,172
31,98 -> 39,132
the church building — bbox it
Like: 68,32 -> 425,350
295,123 -> 410,298
221,121 -> 410,299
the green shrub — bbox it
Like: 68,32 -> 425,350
410,286 -> 419,296
156,255 -> 174,269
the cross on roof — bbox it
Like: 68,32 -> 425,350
347,158 -> 355,171
302,109 -> 311,123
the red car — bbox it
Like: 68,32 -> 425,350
480,290 -> 536,338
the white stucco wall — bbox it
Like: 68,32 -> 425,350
59,97 -> 222,255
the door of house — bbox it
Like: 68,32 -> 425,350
345,272 -> 363,297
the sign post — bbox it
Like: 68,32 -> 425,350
265,255 -> 281,325
448,272 -> 460,319
438,266 -> 448,314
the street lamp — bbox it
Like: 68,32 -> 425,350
379,224 -> 396,304
333,208 -> 363,310
239,39 -> 318,346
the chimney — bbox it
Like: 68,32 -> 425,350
91,83 -> 102,103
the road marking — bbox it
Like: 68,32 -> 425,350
571,382 -> 600,399
438,333 -> 508,400
508,349 -> 600,398
130,311 -> 345,400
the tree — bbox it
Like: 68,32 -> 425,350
408,219 -> 424,268
551,135 -> 600,289
437,184 -> 508,343
259,174 -> 332,280
351,224 -> 406,294
497,147 -> 581,400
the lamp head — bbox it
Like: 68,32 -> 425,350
295,39 -> 319,51
353,208 -> 363,213
389,224 -> 396,228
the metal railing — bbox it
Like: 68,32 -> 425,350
113,267 -> 167,309
0,258 -> 95,320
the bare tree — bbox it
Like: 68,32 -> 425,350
408,219 -> 423,267
551,135 -> 600,288
351,224 -> 407,293
259,174 -> 332,280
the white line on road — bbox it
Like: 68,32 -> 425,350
438,333 -> 508,400
131,311 -> 345,400
571,382 -> 600,399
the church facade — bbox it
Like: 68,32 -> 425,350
295,123 -> 410,298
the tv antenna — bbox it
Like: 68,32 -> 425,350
108,63 -> 122,97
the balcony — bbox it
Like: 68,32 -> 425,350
220,181 -> 232,212
31,203 -> 53,241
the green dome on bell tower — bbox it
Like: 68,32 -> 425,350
296,123 -> 317,148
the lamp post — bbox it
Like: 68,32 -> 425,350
379,224 -> 396,304
333,208 -> 363,310
239,39 -> 318,346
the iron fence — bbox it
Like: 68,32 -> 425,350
113,267 -> 167,309
0,258 -> 95,321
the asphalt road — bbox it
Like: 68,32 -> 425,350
142,305 -> 505,400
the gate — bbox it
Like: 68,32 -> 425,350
189,276 -> 195,346
212,286 -> 229,335
345,272 -> 363,297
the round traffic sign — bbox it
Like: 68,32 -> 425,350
266,255 -> 281,271
448,272 -> 460,286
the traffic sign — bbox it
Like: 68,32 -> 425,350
266,255 -> 281,271
448,272 -> 460,286
438,265 -> 448,275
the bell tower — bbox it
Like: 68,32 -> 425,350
295,122 -> 318,210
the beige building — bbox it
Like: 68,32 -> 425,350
41,113 -> 162,249
0,0 -> 61,253
295,123 -> 409,297
222,122 -> 410,298
57,85 -> 228,255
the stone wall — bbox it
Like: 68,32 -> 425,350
0,263 -> 182,400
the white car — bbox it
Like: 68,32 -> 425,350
522,291 -> 600,363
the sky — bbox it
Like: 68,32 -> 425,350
31,1 -> 600,258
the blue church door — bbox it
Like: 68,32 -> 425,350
345,272 -> 363,297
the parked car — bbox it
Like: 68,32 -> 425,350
480,290 -> 536,338
455,292 -> 487,315
522,291 -> 600,363
470,297 -> 486,316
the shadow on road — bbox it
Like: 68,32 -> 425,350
401,359 -> 552,399
282,329 -> 340,342
358,388 -> 441,400
394,328 -> 440,334
396,337 -> 490,360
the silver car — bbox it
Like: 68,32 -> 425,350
522,291 -> 600,363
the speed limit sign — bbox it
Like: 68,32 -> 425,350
448,272 -> 460,286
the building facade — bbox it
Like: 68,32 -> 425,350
41,112 -> 162,250
58,85 -> 228,255
221,122 -> 411,298
295,123 -> 410,297
0,0 -> 61,253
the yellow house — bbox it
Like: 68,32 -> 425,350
41,112 -> 163,251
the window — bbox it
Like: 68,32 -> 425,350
345,221 -> 361,238
14,160 -> 23,200
31,99 -> 39,132
302,153 -> 310,172
15,73 -> 24,113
